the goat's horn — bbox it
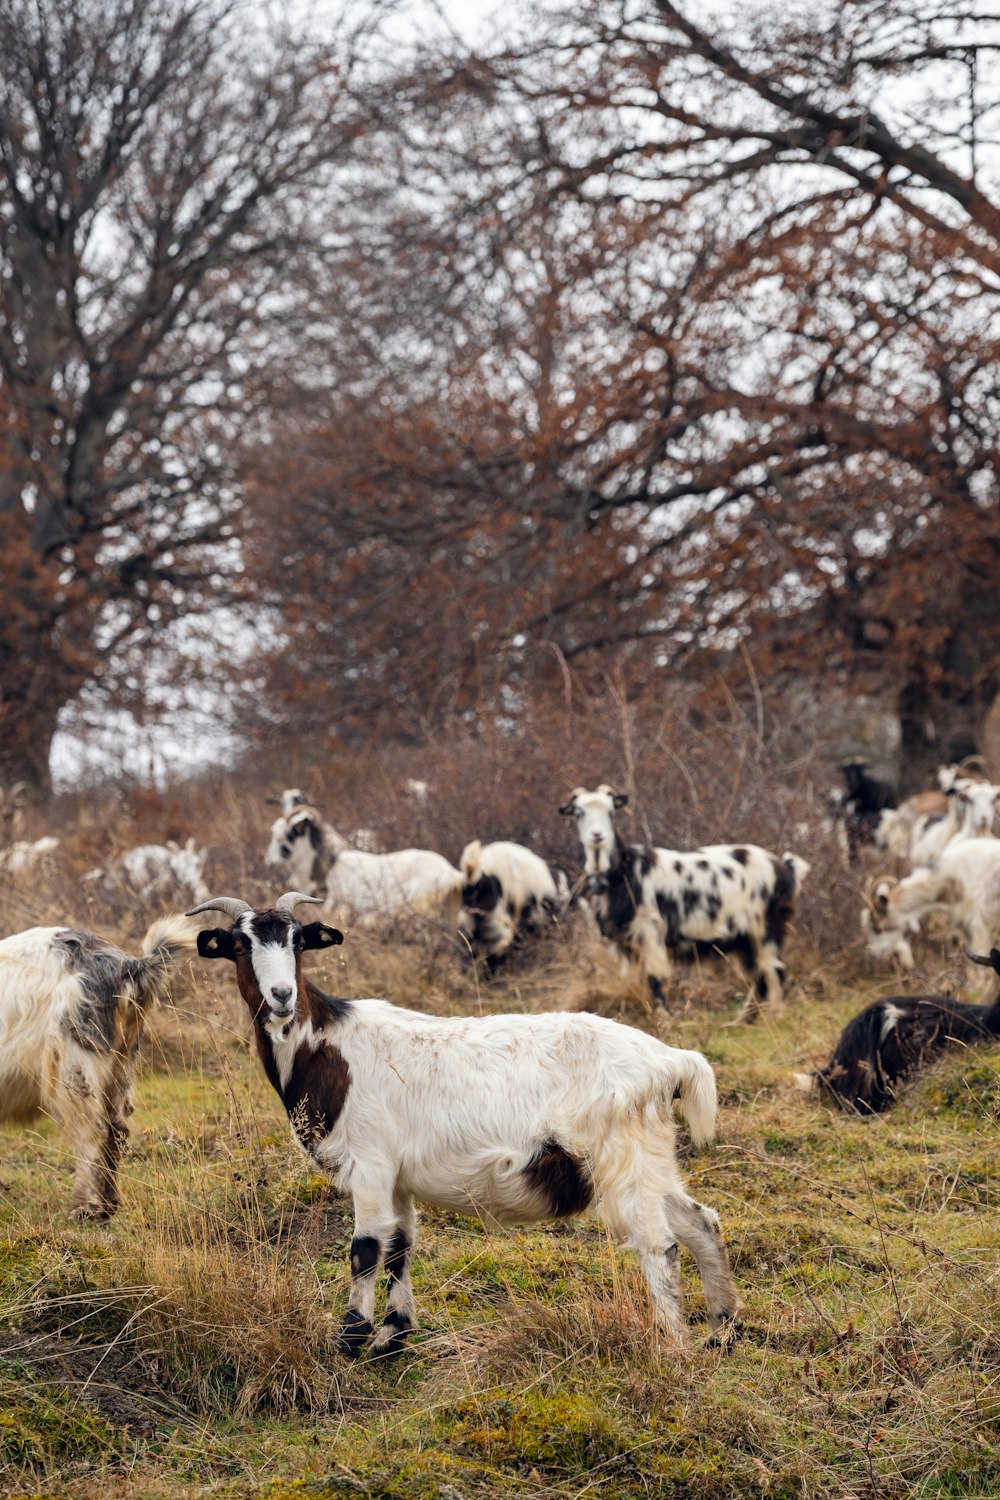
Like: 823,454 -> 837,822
964,945 -> 998,968
186,896 -> 253,920
274,891 -> 324,915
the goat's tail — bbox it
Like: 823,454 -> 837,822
134,913 -> 201,1006
672,1049 -> 718,1147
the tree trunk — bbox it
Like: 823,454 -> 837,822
0,657 -> 81,795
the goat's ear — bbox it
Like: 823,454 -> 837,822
558,799 -> 578,816
197,928 -> 236,961
612,792 -> 629,809
300,921 -> 344,950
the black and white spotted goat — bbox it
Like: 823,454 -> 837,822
559,786 -> 810,1019
458,838 -> 572,969
0,915 -> 195,1217
794,948 -> 1000,1113
188,891 -> 743,1357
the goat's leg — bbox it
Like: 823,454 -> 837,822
370,1191 -> 418,1358
337,1185 -> 396,1358
95,1098 -> 132,1216
633,909 -> 672,1009
663,1192 -> 743,1345
735,941 -> 782,1023
602,1185 -> 687,1345
46,1056 -> 112,1219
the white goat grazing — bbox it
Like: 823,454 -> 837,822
863,838 -> 1000,970
85,838 -> 210,907
0,915 -> 196,1217
560,785 -> 810,1019
0,835 -> 60,877
189,892 -> 743,1357
458,838 -> 571,968
323,847 -> 464,927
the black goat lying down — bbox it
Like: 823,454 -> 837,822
796,949 -> 1000,1113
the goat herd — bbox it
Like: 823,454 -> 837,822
1,767 -> 999,1359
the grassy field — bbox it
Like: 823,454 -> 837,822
2,909 -> 999,1500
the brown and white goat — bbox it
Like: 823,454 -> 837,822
189,891 -> 742,1359
0,915 -> 196,1217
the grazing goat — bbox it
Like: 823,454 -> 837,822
863,836 -> 1000,970
559,785 -> 810,1019
0,915 -> 196,1217
85,838 -> 210,908
323,847 -> 464,928
0,835 -> 60,877
189,892 -> 743,1356
838,757 -> 896,863
458,838 -> 571,969
794,948 -> 1000,1113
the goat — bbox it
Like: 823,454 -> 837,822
838,757 -> 896,863
0,915 -> 196,1217
85,838 -> 210,908
188,892 -> 743,1357
794,948 -> 1000,1113
458,838 -> 571,969
266,802 -> 349,897
877,762 -> 995,865
906,777 -> 999,868
559,786 -> 810,1020
862,837 -> 1000,970
265,798 -> 382,898
0,835 -> 60,877
323,847 -> 464,928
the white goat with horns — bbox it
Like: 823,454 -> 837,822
188,891 -> 743,1358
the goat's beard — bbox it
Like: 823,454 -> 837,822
584,843 -> 611,876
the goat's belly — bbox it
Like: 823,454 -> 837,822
403,1146 -> 593,1225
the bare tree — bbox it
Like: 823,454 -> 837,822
0,0 -> 399,787
245,0 -> 1000,786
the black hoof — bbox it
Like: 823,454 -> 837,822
705,1314 -> 744,1351
337,1310 -> 374,1358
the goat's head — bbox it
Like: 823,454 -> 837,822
188,892 -> 343,1022
559,785 -> 628,876
861,876 -> 898,934
955,778 -> 1000,837
267,788 -> 310,817
266,805 -> 322,866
